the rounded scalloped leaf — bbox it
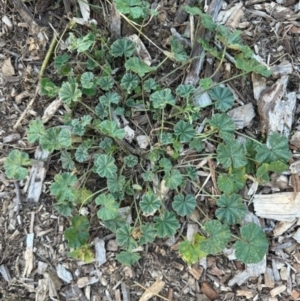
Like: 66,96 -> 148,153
234,222 -> 268,264
201,220 -> 231,255
216,194 -> 247,225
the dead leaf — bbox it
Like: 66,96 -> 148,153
2,57 -> 15,76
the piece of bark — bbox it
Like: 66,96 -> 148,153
253,192 -> 300,221
270,60 -> 293,77
227,103 -> 255,129
264,267 -> 275,288
273,220 -> 296,237
270,285 -> 286,297
175,0 -> 196,24
201,282 -> 218,300
26,148 -> 50,203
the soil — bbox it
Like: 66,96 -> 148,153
1,0 -> 300,301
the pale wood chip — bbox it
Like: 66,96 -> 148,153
139,277 -> 165,301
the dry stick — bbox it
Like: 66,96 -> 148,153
13,32 -> 58,130
133,281 -> 169,301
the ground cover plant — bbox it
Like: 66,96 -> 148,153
4,4 -> 291,267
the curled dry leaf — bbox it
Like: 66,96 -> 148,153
42,98 -> 62,123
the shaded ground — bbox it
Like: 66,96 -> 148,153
1,0 -> 300,300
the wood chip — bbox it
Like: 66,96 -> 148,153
270,284 -> 286,297
264,267 -> 275,288
139,277 -> 165,301
201,281 -> 219,300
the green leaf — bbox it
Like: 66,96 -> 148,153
99,92 -> 120,105
255,133 -> 291,163
50,172 -> 78,202
73,187 -> 93,205
75,144 -> 89,162
121,73 -> 140,93
138,223 -> 156,245
143,78 -> 158,92
116,224 -> 138,250
116,251 -> 141,266
172,194 -> 196,216
179,234 -> 207,265
124,155 -> 138,167
154,211 -> 179,238
4,150 -> 31,180
107,175 -> 126,192
75,33 -> 95,53
235,53 -> 271,77
81,72 -> 94,89
39,127 -> 61,152
27,120 -> 46,143
170,37 -> 188,62
216,194 -> 247,225
59,79 -> 82,105
208,86 -> 234,112
164,169 -> 183,189
64,216 -> 90,248
184,6 -> 216,31
201,220 -> 231,254
140,192 -> 161,214
142,171 -> 154,182
174,120 -> 195,143
98,120 -> 125,139
54,53 -> 70,70
69,244 -> 94,263
111,38 -> 136,58
199,78 -> 214,90
58,129 -> 72,148
60,151 -> 75,170
95,102 -> 109,119
217,168 -> 246,194
217,138 -> 247,169
97,76 -> 114,91
115,0 -> 148,19
199,39 -> 223,60
159,132 -> 173,145
150,88 -> 176,109
125,57 -> 156,77
209,113 -> 235,141
94,154 -> 118,178
189,137 -> 203,152
54,201 -> 74,216
159,158 -> 172,173
40,78 -> 59,98
176,84 -> 195,99
104,215 -> 127,233
96,193 -> 119,220
234,223 -> 268,264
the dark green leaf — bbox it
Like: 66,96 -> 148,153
94,154 -> 118,178
217,168 -> 246,194
116,224 -> 138,250
164,169 -> 183,189
96,193 -> 119,220
116,251 -> 141,266
172,194 -> 196,216
209,113 -> 235,141
154,211 -> 179,238
111,38 -> 136,58
140,192 -> 161,214
208,86 -> 234,112
174,120 -> 195,143
125,57 -> 156,77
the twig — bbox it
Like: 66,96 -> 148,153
133,281 -> 169,301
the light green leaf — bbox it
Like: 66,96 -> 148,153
40,78 -> 59,98
98,120 -> 125,139
234,223 -> 268,264
140,192 -> 161,214
125,57 -> 156,77
50,172 -> 78,202
121,73 -> 140,93
76,33 -> 95,53
58,129 -> 72,148
27,120 -> 46,143
111,38 -> 136,58
69,244 -> 94,263
201,220 -> 231,254
208,113 -> 235,141
164,169 -> 183,189
99,92 -> 120,105
189,137 -> 203,152
150,88 -> 176,109
170,37 -> 188,62
172,194 -> 196,216
75,144 -> 89,162
81,72 -> 94,89
143,78 -> 158,92
4,150 -> 31,180
39,127 -> 61,152
216,194 -> 247,225
60,151 -> 75,170
94,154 -> 118,178
199,78 -> 214,90
59,79 -> 82,105
97,76 -> 114,91
96,193 -> 119,220
124,155 -> 138,167
154,211 -> 179,238
176,84 -> 195,99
